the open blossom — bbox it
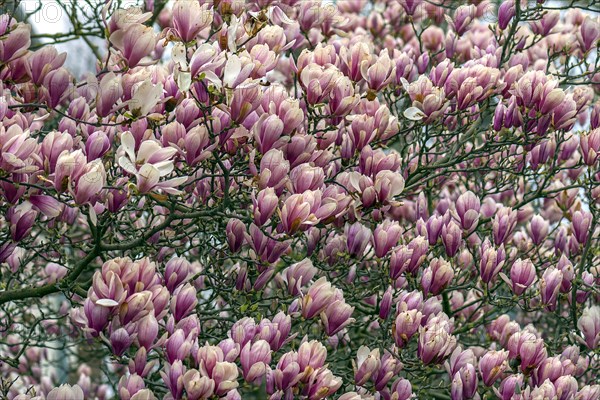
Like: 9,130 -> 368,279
361,49 -> 396,93
170,0 -> 212,42
390,236 -> 429,278
183,370 -> 215,400
117,131 -> 185,194
279,190 -> 336,235
299,63 -> 341,104
47,384 -> 85,400
1,2 -> 600,399
508,331 -> 547,374
285,258 -> 318,296
304,367 -> 343,399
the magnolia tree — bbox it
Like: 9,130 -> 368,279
0,0 -> 599,399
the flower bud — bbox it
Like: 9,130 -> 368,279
454,191 -> 480,232
253,188 -> 279,226
577,306 -> 600,350
161,360 -> 185,399
581,16 -> 600,52
226,218 -> 245,252
379,286 -> 394,320
321,299 -> 355,336
399,0 -> 423,16
539,267 -> 563,311
391,377 -> 413,400
421,257 -> 454,296
450,5 -> 475,35
110,327 -> 134,357
393,308 -> 423,348
47,384 -> 84,400
170,283 -> 198,322
498,0 -> 515,30
479,239 -> 506,284
451,364 -> 477,400
85,131 -> 110,161
8,202 -> 37,242
571,210 -> 592,245
438,220 -> 461,258
373,220 -> 402,258
240,340 -> 271,384
347,222 -> 372,258
497,374 -> 524,400
166,329 -> 195,363
493,207 -> 517,245
504,258 -> 536,296
164,257 -> 191,293
528,215 -> 549,245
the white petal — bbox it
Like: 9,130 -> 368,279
227,16 -> 239,52
403,107 -> 426,121
268,6 -> 295,25
202,70 -> 222,90
192,43 -> 217,60
137,163 -> 161,193
400,77 -> 410,92
120,131 -> 136,162
172,43 -> 188,69
118,155 -> 138,175
154,160 -> 175,177
132,80 -> 163,116
88,204 -> 98,226
109,30 -> 125,50
96,298 -> 119,307
223,55 -> 241,88
176,70 -> 191,92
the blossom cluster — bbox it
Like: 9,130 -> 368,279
0,0 -> 599,399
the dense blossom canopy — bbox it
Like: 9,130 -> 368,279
0,0 -> 599,399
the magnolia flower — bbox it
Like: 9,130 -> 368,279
117,132 -> 186,194
109,23 -> 156,67
128,79 -> 163,117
